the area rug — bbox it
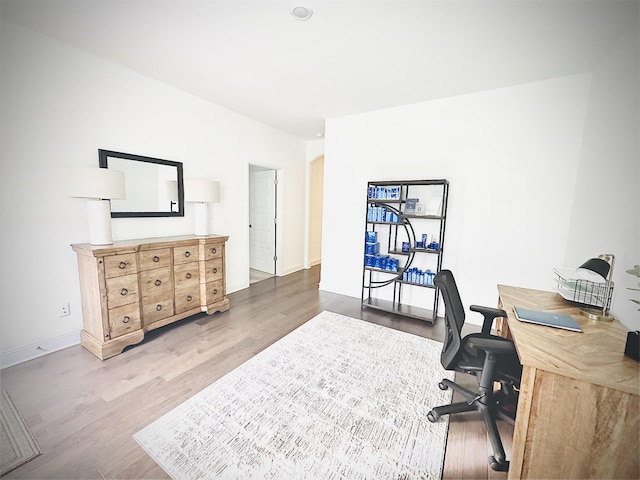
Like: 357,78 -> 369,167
1,390 -> 42,476
134,310 -> 454,479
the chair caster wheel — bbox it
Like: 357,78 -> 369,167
438,382 -> 448,390
488,455 -> 509,472
427,410 -> 440,423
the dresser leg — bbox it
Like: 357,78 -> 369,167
80,329 -> 145,360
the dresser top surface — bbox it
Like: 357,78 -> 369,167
71,234 -> 228,255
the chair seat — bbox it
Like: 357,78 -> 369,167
457,333 -> 523,385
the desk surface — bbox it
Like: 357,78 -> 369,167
497,284 -> 639,395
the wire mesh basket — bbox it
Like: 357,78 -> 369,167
553,267 -> 614,309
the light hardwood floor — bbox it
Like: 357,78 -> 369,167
1,265 -> 511,479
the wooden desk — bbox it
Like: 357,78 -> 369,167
497,285 -> 639,480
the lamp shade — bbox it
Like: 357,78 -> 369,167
577,257 -> 611,282
67,167 -> 126,200
184,179 -> 220,203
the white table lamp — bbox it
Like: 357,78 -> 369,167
184,179 -> 220,236
67,166 -> 126,245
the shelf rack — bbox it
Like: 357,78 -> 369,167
361,179 -> 449,323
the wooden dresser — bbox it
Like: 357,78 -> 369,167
71,235 -> 230,360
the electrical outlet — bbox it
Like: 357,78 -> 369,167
59,303 -> 70,317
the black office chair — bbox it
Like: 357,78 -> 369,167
427,269 -> 522,471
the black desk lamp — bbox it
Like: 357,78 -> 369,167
577,254 -> 615,321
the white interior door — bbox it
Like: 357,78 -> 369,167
249,167 -> 276,274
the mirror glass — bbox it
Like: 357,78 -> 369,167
98,150 -> 184,217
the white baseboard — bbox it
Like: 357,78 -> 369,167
1,331 -> 81,369
227,281 -> 249,294
282,263 -> 305,276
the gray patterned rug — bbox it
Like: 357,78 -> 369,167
1,390 -> 42,476
134,311 -> 454,479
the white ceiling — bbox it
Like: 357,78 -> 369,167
1,0 -> 637,140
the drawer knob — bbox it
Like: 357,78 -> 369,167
156,304 -> 162,311
186,273 -> 192,279
119,262 -> 127,269
123,316 -> 130,324
120,288 -> 128,296
153,256 -> 160,262
211,248 -> 217,254
155,279 -> 162,286
213,288 -> 218,295
187,295 -> 193,301
185,251 -> 191,257
212,267 -> 218,274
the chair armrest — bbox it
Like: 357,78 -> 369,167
470,305 -> 507,335
467,336 -> 517,356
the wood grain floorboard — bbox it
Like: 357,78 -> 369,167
0,265 -> 511,479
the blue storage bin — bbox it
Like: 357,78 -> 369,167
365,242 -> 380,255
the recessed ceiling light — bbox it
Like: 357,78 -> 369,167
290,4 -> 313,21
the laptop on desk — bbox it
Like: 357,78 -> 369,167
513,306 -> 583,332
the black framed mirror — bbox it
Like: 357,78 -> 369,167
98,149 -> 184,217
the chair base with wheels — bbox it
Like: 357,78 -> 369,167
427,359 -> 518,471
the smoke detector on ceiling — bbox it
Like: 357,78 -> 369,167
290,4 -> 313,21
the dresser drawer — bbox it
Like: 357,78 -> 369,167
174,262 -> 200,314
139,268 -> 173,294
175,286 -> 200,314
140,267 -> 174,325
139,248 -> 171,271
174,244 -> 198,265
203,243 -> 223,261
108,303 -> 141,339
206,279 -> 224,304
174,262 -> 199,288
141,295 -> 174,325
204,258 -> 223,283
104,253 -> 138,278
105,274 -> 139,309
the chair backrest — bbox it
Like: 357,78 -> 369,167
434,269 -> 466,370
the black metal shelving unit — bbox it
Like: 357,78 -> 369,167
361,179 -> 449,323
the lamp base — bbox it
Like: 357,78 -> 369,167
87,199 -> 113,245
579,308 -> 614,322
193,202 -> 210,236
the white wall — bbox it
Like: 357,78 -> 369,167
321,21 -> 639,330
0,20 -> 307,362
564,23 -> 640,327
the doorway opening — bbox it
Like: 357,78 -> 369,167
308,155 -> 324,268
249,165 -> 277,283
